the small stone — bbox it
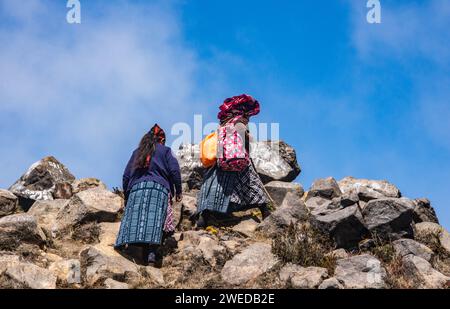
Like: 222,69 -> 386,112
177,231 -> 226,267
104,278 -> 129,289
49,259 -> 81,285
221,243 -> 278,285
412,198 -> 439,224
0,189 -> 18,217
232,219 -> 259,237
326,249 -> 349,260
338,177 -> 401,202
414,222 -> 450,255
52,182 -> 73,199
339,191 -> 360,207
258,192 -> 308,236
181,195 -> 197,217
334,254 -> 387,289
222,240 -> 241,254
279,263 -> 328,288
71,178 -> 107,194
318,277 -> 344,289
143,266 -> 165,286
306,177 -> 342,200
264,181 -> 304,206
1,261 -> 56,289
402,254 -> 450,289
392,238 -> 433,262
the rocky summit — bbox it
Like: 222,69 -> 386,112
1,141 -> 449,289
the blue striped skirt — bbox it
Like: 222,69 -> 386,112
115,181 -> 169,247
196,166 -> 237,214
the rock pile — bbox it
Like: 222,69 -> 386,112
1,143 -> 449,289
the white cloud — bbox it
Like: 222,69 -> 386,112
351,0 -> 450,66
0,0 -> 220,188
349,0 -> 450,149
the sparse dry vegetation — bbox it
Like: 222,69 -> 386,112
0,274 -> 28,289
272,222 -> 337,275
369,233 -> 396,263
414,228 -> 450,276
384,254 -> 416,289
365,234 -> 418,289
71,222 -> 100,244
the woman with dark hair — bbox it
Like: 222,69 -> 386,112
115,124 -> 182,266
196,95 -> 271,227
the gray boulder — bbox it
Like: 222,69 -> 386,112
311,205 -> 368,249
279,263 -> 328,288
339,191 -> 360,207
0,213 -> 46,247
181,195 -> 197,217
392,238 -> 434,262
71,178 -> 107,194
258,192 -> 309,236
305,177 -> 342,201
250,141 -> 301,184
338,177 -> 401,202
0,260 -> 56,289
55,188 -> 123,232
48,259 -> 81,285
221,243 -> 278,285
52,182 -> 73,200
232,219 -> 259,237
176,144 -> 206,190
362,198 -> 415,240
318,277 -> 344,289
177,230 -> 226,267
305,196 -> 334,214
142,266 -> 166,287
0,189 -> 18,217
326,248 -> 350,260
264,181 -> 304,206
85,222 -> 163,287
334,254 -> 387,289
79,246 -> 140,286
104,278 -> 129,289
414,222 -> 450,255
172,195 -> 197,227
9,156 -> 75,206
412,198 -> 439,224
28,199 -> 69,237
402,254 -> 450,289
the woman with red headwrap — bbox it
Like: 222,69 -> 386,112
196,95 -> 271,227
115,124 -> 182,266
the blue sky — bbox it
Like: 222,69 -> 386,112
0,0 -> 449,228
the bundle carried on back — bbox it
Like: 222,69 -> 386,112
199,131 -> 218,168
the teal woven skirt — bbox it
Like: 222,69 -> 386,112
115,181 -> 169,247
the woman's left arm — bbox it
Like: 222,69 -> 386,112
122,152 -> 134,201
166,148 -> 182,200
